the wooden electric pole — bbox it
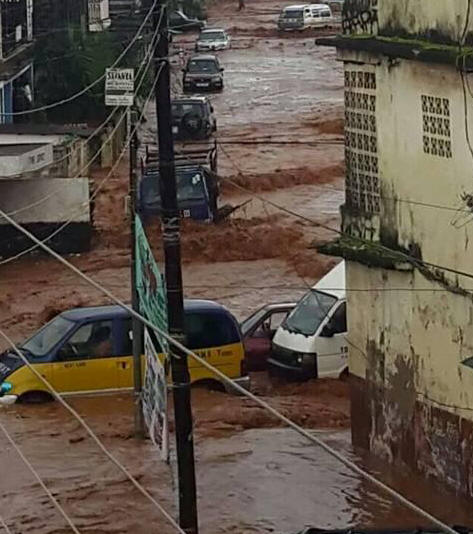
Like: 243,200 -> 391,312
129,113 -> 145,438
153,2 -> 199,533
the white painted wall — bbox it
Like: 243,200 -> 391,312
0,144 -> 53,177
341,52 -> 473,421
0,178 -> 90,223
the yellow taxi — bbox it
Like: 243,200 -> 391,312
0,300 -> 249,403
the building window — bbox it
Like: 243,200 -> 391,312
421,95 -> 452,158
344,67 -> 380,215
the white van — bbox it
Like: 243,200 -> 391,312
277,4 -> 334,31
268,261 -> 347,380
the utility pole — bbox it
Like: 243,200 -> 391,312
153,2 -> 199,533
129,110 -> 145,438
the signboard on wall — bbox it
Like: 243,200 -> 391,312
105,68 -> 134,106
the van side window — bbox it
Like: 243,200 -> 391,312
59,320 -> 114,360
185,312 -> 240,350
330,303 -> 347,334
321,9 -> 331,17
312,8 -> 320,16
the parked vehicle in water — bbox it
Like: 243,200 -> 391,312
183,55 -> 224,93
277,3 -> 333,31
195,28 -> 231,51
138,163 -> 219,222
241,302 -> 296,371
168,10 -> 206,31
269,261 -> 347,380
171,96 -> 217,140
0,301 -> 249,404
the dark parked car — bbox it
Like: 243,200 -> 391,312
241,303 -> 296,371
172,96 -> 217,140
183,55 -> 224,93
168,10 -> 206,31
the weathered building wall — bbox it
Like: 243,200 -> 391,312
342,0 -> 473,45
340,49 -> 473,495
0,178 -> 91,256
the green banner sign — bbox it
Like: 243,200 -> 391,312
135,215 -> 168,351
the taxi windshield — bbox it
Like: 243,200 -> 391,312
22,316 -> 75,357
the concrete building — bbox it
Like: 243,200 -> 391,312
0,0 -> 34,123
318,0 -> 473,496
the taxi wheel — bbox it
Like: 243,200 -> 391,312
192,379 -> 225,392
19,391 -> 54,404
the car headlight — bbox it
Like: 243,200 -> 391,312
0,382 -> 12,395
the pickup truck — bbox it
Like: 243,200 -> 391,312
138,141 -> 219,223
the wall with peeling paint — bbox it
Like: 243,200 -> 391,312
342,0 -> 472,45
338,46 -> 473,494
379,0 -> 467,44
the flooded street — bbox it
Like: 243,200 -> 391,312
1,0 -> 472,532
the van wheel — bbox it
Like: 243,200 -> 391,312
19,391 -> 54,404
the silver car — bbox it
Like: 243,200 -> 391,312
195,28 -> 231,52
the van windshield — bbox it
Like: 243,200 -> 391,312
21,316 -> 75,357
283,9 -> 303,18
282,290 -> 336,336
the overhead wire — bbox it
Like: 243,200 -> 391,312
0,330 -> 186,534
1,0 -> 160,118
0,14 -> 164,266
3,7 -> 164,220
0,515 -> 13,534
0,207 -> 461,534
6,106 -> 121,216
0,419 -> 81,534
345,336 -> 473,413
216,140 -> 473,284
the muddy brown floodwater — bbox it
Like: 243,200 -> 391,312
1,0 -> 472,532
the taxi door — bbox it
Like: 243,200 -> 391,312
114,318 -> 134,389
50,319 -> 119,394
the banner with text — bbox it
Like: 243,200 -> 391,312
143,328 -> 169,461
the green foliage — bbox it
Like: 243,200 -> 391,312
34,27 -> 143,124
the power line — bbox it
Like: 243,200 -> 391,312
2,0 -> 161,117
345,336 -> 473,413
0,419 -> 81,534
4,8 -> 164,220
0,23 -> 164,266
216,141 -> 473,284
0,330 -> 186,534
0,208 -> 461,534
6,107 -> 121,217
0,515 -> 13,534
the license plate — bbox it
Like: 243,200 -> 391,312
172,126 -> 178,134
196,83 -> 209,87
